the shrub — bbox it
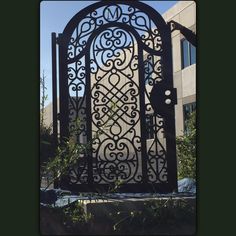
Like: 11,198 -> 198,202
176,111 -> 196,179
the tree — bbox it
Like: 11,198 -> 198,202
40,72 -> 55,185
40,71 -> 48,127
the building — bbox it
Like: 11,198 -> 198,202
162,1 -> 196,135
41,1 -> 196,189
43,1 -> 196,137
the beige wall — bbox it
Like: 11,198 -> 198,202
43,102 -> 53,128
42,2 -> 196,183
43,98 -> 60,135
163,1 -> 196,136
44,1 -> 196,138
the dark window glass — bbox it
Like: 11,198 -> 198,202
190,43 -> 196,65
181,39 -> 190,69
181,39 -> 196,69
146,114 -> 154,139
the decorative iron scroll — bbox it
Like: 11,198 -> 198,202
57,1 -> 177,193
66,3 -> 163,62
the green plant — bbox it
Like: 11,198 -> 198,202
43,135 -> 87,190
40,125 -> 54,170
107,198 -> 195,234
176,111 -> 196,179
40,72 -> 55,185
62,201 -> 93,232
40,71 -> 48,127
40,202 -> 93,234
40,71 -> 54,166
42,100 -> 120,191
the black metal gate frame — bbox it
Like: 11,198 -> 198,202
51,0 -> 178,193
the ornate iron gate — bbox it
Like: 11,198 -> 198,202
52,1 -> 178,193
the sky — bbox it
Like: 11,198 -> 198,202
40,0 -> 178,106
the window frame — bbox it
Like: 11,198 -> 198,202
181,38 -> 196,69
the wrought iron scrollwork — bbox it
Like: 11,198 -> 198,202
57,1 -> 178,192
90,26 -> 142,184
66,3 -> 163,63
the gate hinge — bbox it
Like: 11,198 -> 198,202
57,113 -> 60,120
168,20 -> 196,47
56,37 -> 59,44
56,33 -> 63,45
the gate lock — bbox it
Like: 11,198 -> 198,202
150,82 -> 177,117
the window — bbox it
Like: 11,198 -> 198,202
183,102 -> 196,133
146,114 -> 154,139
181,39 -> 196,69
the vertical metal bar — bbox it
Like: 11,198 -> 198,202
85,46 -> 93,185
163,24 -> 178,192
57,33 -> 70,189
51,32 -> 58,146
58,33 -> 69,144
138,46 -> 148,183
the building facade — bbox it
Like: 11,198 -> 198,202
42,1 -> 196,189
162,1 -> 196,135
44,1 -> 196,137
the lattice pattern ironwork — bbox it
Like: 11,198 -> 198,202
53,1 -> 177,193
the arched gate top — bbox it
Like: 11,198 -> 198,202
55,0 -> 178,193
60,0 -> 171,63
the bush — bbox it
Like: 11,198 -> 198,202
40,125 -> 55,167
176,111 -> 196,179
40,125 -> 56,187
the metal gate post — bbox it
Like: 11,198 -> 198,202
51,32 -> 58,147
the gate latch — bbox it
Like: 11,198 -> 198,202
150,82 -> 177,117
